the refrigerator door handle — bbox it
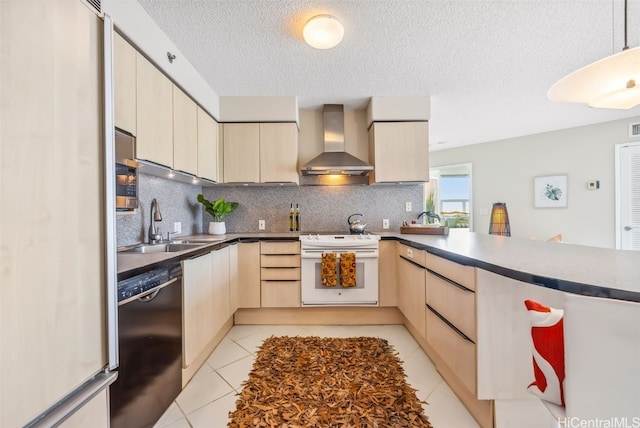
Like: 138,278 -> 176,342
103,13 -> 119,371
24,370 -> 118,428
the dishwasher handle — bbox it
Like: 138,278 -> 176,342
118,277 -> 178,306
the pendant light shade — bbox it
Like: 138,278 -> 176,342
548,46 -> 640,109
548,0 -> 640,109
303,15 -> 344,49
489,203 -> 511,237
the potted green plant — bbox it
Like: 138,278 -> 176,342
425,188 -> 437,224
197,194 -> 238,235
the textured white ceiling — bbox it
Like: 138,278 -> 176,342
137,0 -> 640,149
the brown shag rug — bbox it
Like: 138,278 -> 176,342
228,336 -> 433,427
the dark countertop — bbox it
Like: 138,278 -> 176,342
117,230 -> 640,303
382,229 -> 640,303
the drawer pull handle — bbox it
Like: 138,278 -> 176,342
399,255 -> 427,270
427,304 -> 475,344
426,268 -> 474,293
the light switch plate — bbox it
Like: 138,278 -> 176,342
383,219 -> 390,229
259,220 -> 265,230
405,202 -> 412,212
173,222 -> 181,234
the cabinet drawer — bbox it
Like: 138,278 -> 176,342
261,267 -> 300,281
261,241 -> 300,255
425,253 -> 475,290
397,243 -> 426,267
426,307 -> 476,395
260,254 -> 300,268
261,281 -> 300,307
426,271 -> 476,341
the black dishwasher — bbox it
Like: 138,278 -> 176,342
110,263 -> 183,428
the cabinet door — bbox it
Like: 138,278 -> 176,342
113,32 -> 136,135
197,106 -> 219,182
136,53 -> 173,167
172,86 -> 198,174
369,122 -> 429,183
379,240 -> 397,307
182,252 -> 214,368
397,255 -> 426,339
259,122 -> 299,183
1,2 -> 106,426
223,123 -> 260,183
60,390 -> 108,428
211,246 -> 230,327
237,242 -> 261,308
229,244 -> 238,314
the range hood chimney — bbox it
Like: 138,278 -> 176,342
301,104 -> 373,176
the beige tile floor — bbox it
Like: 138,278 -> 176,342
154,324 -> 479,428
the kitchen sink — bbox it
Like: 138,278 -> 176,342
120,243 -> 204,254
170,238 -> 226,244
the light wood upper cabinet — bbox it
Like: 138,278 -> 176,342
237,241 -> 261,308
223,122 -> 298,184
259,123 -> 299,184
172,86 -> 198,174
136,53 -> 173,167
113,32 -> 136,135
197,107 -> 219,182
369,121 -> 429,183
223,123 -> 260,183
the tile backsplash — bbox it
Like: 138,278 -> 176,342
116,174 -> 203,247
117,176 -> 425,246
201,183 -> 424,234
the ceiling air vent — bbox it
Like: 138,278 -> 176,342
629,122 -> 640,138
82,0 -> 101,14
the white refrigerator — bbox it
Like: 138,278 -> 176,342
1,0 -> 119,426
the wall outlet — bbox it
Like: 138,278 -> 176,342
383,219 -> 390,229
258,219 -> 265,230
405,201 -> 412,212
173,222 -> 181,234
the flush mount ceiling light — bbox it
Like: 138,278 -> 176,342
303,15 -> 344,49
548,0 -> 640,109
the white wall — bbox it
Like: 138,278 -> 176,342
430,116 -> 640,248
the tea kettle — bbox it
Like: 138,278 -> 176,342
347,214 -> 367,234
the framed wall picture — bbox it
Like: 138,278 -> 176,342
534,175 -> 567,208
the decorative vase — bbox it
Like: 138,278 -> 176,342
208,221 -> 226,235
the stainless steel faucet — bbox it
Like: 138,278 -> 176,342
417,211 -> 440,223
148,198 -> 163,243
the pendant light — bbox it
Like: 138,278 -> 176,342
548,0 -> 640,109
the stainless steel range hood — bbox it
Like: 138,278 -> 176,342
301,104 -> 373,176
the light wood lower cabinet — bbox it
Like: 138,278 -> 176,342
378,240 -> 397,306
182,251 -> 214,368
229,243 -> 238,314
396,244 -> 427,339
182,246 -> 230,368
260,241 -> 301,307
237,241 -> 261,308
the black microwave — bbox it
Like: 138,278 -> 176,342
115,129 -> 138,211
